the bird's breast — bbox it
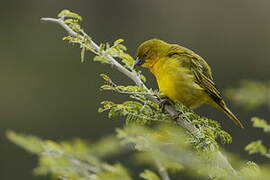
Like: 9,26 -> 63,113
150,58 -> 207,108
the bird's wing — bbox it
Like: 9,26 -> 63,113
167,45 -> 244,128
168,45 -> 223,103
189,57 -> 223,103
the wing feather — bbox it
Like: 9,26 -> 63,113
168,45 -> 223,103
167,44 -> 244,128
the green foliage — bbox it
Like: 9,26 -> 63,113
58,9 -> 82,21
174,103 -> 232,151
140,170 -> 161,180
117,125 -> 235,180
7,126 -> 270,180
245,140 -> 267,155
251,117 -> 270,132
240,161 -> 260,177
99,73 -> 172,125
226,80 -> 270,109
227,80 -> 270,159
239,161 -> 270,180
134,152 -> 184,173
7,131 -> 132,180
7,131 -> 44,154
117,125 -> 189,171
58,10 -> 147,83
245,117 -> 270,158
94,39 -> 131,66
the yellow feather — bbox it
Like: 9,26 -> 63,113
150,57 -> 206,108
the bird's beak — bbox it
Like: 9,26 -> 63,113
134,57 -> 144,66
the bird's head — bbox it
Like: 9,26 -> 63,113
135,39 -> 170,68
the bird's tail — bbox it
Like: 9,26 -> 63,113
220,104 -> 244,128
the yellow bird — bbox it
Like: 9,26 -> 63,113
135,39 -> 244,128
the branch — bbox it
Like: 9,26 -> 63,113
41,17 -> 78,37
41,16 -> 240,179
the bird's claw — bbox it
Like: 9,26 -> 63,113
172,112 -> 181,120
158,97 -> 174,112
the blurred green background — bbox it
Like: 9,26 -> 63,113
1,0 -> 270,179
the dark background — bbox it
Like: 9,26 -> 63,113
1,0 -> 270,179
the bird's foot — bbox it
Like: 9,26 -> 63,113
172,112 -> 181,120
172,111 -> 201,129
158,97 -> 174,112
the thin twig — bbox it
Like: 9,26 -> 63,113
41,16 -> 240,178
41,17 -> 78,37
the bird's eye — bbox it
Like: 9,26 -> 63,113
143,53 -> 148,58
142,49 -> 150,59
